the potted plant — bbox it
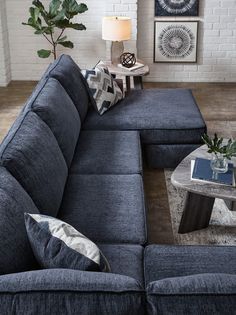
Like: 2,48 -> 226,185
22,0 -> 88,59
202,133 -> 236,173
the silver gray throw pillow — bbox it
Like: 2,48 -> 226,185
24,213 -> 111,272
81,63 -> 123,115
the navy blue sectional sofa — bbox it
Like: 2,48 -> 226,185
0,55 -> 235,315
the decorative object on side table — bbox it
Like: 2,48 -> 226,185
120,52 -> 136,68
22,0 -> 88,59
102,16 -> 132,64
202,133 -> 236,175
154,21 -> 199,63
155,0 -> 199,17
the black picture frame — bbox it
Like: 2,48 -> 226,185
154,21 -> 199,63
155,0 -> 199,17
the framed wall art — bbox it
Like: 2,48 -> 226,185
155,0 -> 199,17
154,21 -> 199,63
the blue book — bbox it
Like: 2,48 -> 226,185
192,158 -> 235,186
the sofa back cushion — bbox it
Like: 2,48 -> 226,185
0,111 -> 68,217
30,78 -> 81,166
0,167 -> 39,275
47,54 -> 91,122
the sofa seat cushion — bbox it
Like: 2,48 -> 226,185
0,111 -> 68,217
144,245 -> 236,285
0,167 -> 39,275
70,130 -> 142,175
58,174 -> 147,244
29,78 -> 81,166
99,244 -> 144,286
83,89 -> 206,144
47,54 -> 91,122
0,269 -> 145,315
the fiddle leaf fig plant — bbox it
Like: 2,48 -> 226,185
22,0 -> 88,59
202,133 -> 236,160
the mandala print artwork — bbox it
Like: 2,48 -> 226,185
154,21 -> 198,63
155,0 -> 199,16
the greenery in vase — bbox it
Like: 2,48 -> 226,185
22,0 -> 88,59
202,133 -> 236,160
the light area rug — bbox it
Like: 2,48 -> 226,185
165,170 -> 236,245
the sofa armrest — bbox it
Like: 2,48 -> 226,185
147,273 -> 236,315
0,269 -> 145,315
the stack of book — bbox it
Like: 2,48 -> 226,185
117,62 -> 145,71
191,158 -> 235,187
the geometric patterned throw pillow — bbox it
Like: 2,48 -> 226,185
81,63 -> 123,115
24,213 -> 111,272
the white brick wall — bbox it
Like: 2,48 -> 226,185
138,0 -> 236,82
0,0 -> 11,86
0,0 -> 236,84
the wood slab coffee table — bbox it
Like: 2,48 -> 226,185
171,144 -> 236,234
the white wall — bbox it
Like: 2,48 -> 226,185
0,0 -> 11,86
138,0 -> 236,82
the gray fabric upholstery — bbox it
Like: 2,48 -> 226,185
83,89 -> 206,145
146,274 -> 236,315
0,111 -> 68,217
0,269 -> 145,315
144,245 -> 236,285
0,167 -> 39,275
59,174 -> 147,244
144,144 -> 200,168
70,130 -> 142,174
30,77 -> 81,166
99,244 -> 144,286
47,54 -> 91,121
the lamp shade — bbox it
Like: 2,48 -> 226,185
102,17 -> 131,42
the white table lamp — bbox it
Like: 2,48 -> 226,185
102,16 -> 132,65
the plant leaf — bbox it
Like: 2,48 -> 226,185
62,0 -> 87,18
32,0 -> 45,11
77,3 -> 88,14
58,40 -> 74,48
37,49 -> 51,58
69,22 -> 86,30
50,9 -> 65,22
49,0 -> 62,17
57,35 -> 67,43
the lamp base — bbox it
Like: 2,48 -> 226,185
111,41 -> 124,65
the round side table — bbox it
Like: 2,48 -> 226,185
104,60 -> 149,93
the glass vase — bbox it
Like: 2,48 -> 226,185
210,153 -> 228,174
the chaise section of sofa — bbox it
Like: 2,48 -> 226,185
82,88 -> 206,168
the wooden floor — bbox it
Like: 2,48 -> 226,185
0,81 -> 236,244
